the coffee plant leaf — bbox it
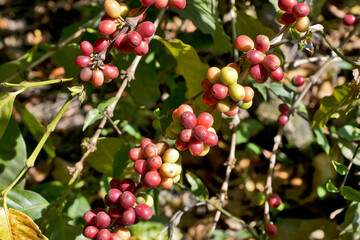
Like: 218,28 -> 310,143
341,186 -> 360,202
340,202 -> 360,239
32,181 -> 66,202
338,125 -> 360,142
214,23 -> 232,54
83,109 -> 103,131
0,118 -> 26,190
0,189 -> 49,221
52,43 -> 81,79
313,0 -> 327,19
313,128 -> 330,155
236,119 -> 264,144
14,100 -> 56,159
185,171 -> 209,201
326,179 -> 339,193
113,143 -> 132,179
332,160 -> 349,176
0,92 -> 19,140
64,195 -> 91,226
337,138 -> 360,166
0,208 -> 48,240
236,10 -> 275,39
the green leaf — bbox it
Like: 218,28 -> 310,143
340,202 -> 360,238
64,195 -> 91,225
251,80 -> 267,101
52,43 -> 82,78
332,160 -> 349,175
338,125 -> 360,142
312,83 -> 354,129
326,179 -> 339,193
290,28 -> 301,41
87,137 -> 124,176
0,118 -> 27,189
236,119 -> 264,144
157,37 -> 209,109
312,0 -> 327,18
341,186 -> 360,202
32,181 -> 66,202
236,10 -> 275,39
313,128 -> 330,155
185,171 -> 209,201
0,92 -> 19,140
269,82 -> 297,103
113,143 -> 132,179
0,189 -> 49,221
0,208 -> 48,240
82,109 -> 103,131
245,142 -> 262,155
14,100 -> 56,158
172,0 -> 216,35
268,0 -> 280,11
214,23 -> 232,53
97,97 -> 119,113
337,139 -> 360,166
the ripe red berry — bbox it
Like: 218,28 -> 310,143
180,128 -> 194,142
235,35 -> 254,52
278,103 -> 290,115
95,211 -> 111,228
83,210 -> 96,225
144,143 -> 158,158
243,86 -> 255,103
122,208 -> 136,225
181,111 -> 197,129
144,170 -> 161,187
83,226 -> 99,239
292,3 -> 310,18
189,139 -> 204,156
147,154 -> 162,170
75,56 -> 91,68
134,159 -> 149,174
94,38 -> 110,53
134,40 -> 149,56
108,204 -> 124,218
202,90 -> 219,106
193,125 -> 209,142
135,203 -> 153,220
201,78 -> 213,91
245,50 -> 265,64
344,14 -> 357,26
141,138 -> 153,149
292,75 -> 305,86
175,138 -> 189,151
97,229 -> 111,240
170,0 -> 186,10
120,191 -> 136,209
155,0 -> 169,8
278,0 -> 297,13
79,67 -> 92,82
269,193 -> 282,208
254,35 -> 270,53
197,112 -> 214,129
265,223 -> 278,235
108,188 -> 122,203
281,12 -> 296,25
224,105 -> 239,117
140,0 -> 156,6
91,69 -> 104,87
278,114 -> 289,126
249,64 -> 268,83
103,64 -> 119,79
211,83 -> 229,100
119,178 -> 136,192
98,20 -> 117,36
137,21 -> 156,38
110,178 -> 121,189
262,54 -> 281,72
114,34 -> 133,53
80,41 -> 93,56
204,132 -> 218,146
129,148 -> 145,162
269,67 -> 284,82
126,31 -> 143,47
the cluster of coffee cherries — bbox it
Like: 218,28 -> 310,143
277,0 -> 310,33
236,34 -> 284,83
202,65 -> 255,115
82,178 -> 153,240
76,41 -> 120,86
129,139 -> 182,189
277,103 -> 290,126
265,194 -> 282,235
165,104 -> 218,156
140,0 -> 186,9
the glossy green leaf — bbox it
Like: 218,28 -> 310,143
332,160 -> 349,176
214,23 -> 232,53
82,109 -> 103,131
0,92 -> 19,140
97,97 -> 119,113
64,195 -> 91,225
236,10 -> 275,39
113,143 -> 132,179
14,100 -> 56,158
52,43 -> 81,78
245,142 -> 262,155
0,118 -> 27,189
337,139 -> 360,166
341,186 -> 360,202
340,202 -> 360,239
185,171 -> 209,201
313,128 -> 330,155
0,189 -> 49,221
0,208 -> 48,239
251,80 -> 267,101
87,137 -> 124,176
236,119 -> 264,144
32,181 -> 66,202
338,125 -> 360,142
269,82 -> 297,103
326,179 -> 339,193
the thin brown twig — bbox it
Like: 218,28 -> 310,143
340,142 -> 360,188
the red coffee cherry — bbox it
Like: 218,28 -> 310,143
278,114 -> 289,126
97,229 -> 111,240
249,64 -> 268,83
147,155 -> 162,170
103,64 -> 119,79
135,203 -> 153,220
98,20 -> 117,36
134,41 -> 149,56
126,31 -> 143,47
137,21 -> 156,38
202,90 -> 219,106
91,69 -> 104,87
175,138 -> 189,151
109,178 -> 121,189
243,86 -> 255,103
344,14 -> 357,26
144,170 -> 161,187
180,128 -> 194,142
79,67 -> 92,82
134,159 -> 149,174
269,67 -> 284,82
254,35 -> 270,53
83,210 -> 96,225
235,35 -> 254,52
120,191 -> 136,209
281,12 -> 296,25
211,83 -> 229,100
141,138 -> 153,149
75,56 -> 91,68
245,50 -> 265,64
155,0 -> 169,8
265,223 -> 278,235
292,3 -> 310,18
269,193 -> 282,208
83,226 -> 99,239
119,178 -> 136,192
108,188 -> 122,203
204,132 -> 218,147
122,208 -> 136,225
169,0 -> 186,10
80,41 -> 93,56
144,143 -> 158,158
95,211 -> 111,228
278,103 -> 290,115
189,139 -> 204,156
129,148 -> 145,162
193,125 -> 209,142
292,75 -> 305,86
278,0 -> 297,13
201,78 -> 213,91
197,112 -> 214,129
94,38 -> 110,53
181,111 -> 197,129
262,54 -> 281,72
140,0 -> 156,6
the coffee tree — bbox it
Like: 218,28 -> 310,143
0,0 -> 359,239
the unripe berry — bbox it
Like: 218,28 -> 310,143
199,144 -> 210,156
135,203 -> 153,220
240,100 -> 253,110
155,141 -> 169,156
177,104 -> 193,118
292,3 -> 310,18
216,98 -> 232,113
292,75 -> 305,86
136,193 -> 154,207
245,50 -> 265,65
159,163 -> 176,178
269,193 -> 282,208
104,0 -> 122,18
113,227 -> 131,240
219,66 -> 238,86
144,170 -> 161,187
344,14 -> 357,26
295,16 -> 310,32
207,67 -> 221,84
229,84 -> 245,102
197,112 -> 214,129
165,127 -> 179,140
163,148 -> 180,164
224,104 -> 239,117
160,177 -> 174,189
170,120 -> 183,134
227,62 -> 241,75
254,35 -> 270,53
211,83 -> 229,100
235,35 -> 254,52
265,223 -> 278,235
249,64 -> 268,83
95,211 -> 111,228
79,67 -> 92,82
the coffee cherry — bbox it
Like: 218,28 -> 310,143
180,128 -> 193,142
144,170 -> 161,187
245,50 -> 265,65
113,227 -> 131,240
278,0 -> 297,13
193,125 -> 209,141
172,175 -> 181,183
83,225 -> 99,239
119,178 -> 136,192
240,100 -> 253,110
253,192 -> 266,206
227,62 -> 241,75
136,193 -> 154,207
169,120 -> 183,134
224,104 -> 239,117
235,35 -> 254,52
249,64 -> 268,83
175,138 -> 189,151
79,67 -> 92,82
207,67 -> 221,84
262,54 -> 281,72
108,189 -> 122,203
197,112 -> 214,129
134,41 -> 149,56
134,159 -> 149,174
217,98 -> 232,113
202,90 -> 219,106
243,86 -> 254,103
137,21 -> 156,38
344,14 -> 357,26
281,12 -> 296,25
103,64 -> 119,79
295,16 -> 310,32
292,3 -> 310,18
220,66 -> 238,86
108,204 -> 124,218
75,56 -> 91,68
141,138 -> 153,149
181,111 -> 197,129
189,139 -> 204,156
229,84 -> 245,102
101,15 -> 120,23
104,195 -> 112,206
97,229 -> 111,240
144,143 -> 158,158
278,114 -> 289,126
122,208 -> 136,225
276,10 -> 286,23
155,0 -> 169,8
199,144 -> 210,156
80,41 -> 93,56
129,148 -> 145,162
147,155 -> 162,170
110,178 -> 121,189
110,233 -> 122,240
166,127 -> 179,140
204,132 -> 218,146
140,175 -> 152,189
155,141 -> 169,156
163,148 -> 180,164
83,210 -> 96,225
269,67 -> 284,82
265,223 -> 278,235
173,162 -> 182,176
94,38 -> 110,53
292,75 -> 305,86
98,20 -> 117,36
278,103 -> 290,115
201,78 -> 213,91
211,83 -> 229,100
269,193 -> 282,208
160,177 -> 173,189
95,211 -> 111,228
91,69 -> 104,87
170,0 -> 186,9
120,191 -> 136,209
177,104 -> 193,118
104,0 -> 122,18
125,31 -> 142,47
254,35 -> 270,53
159,163 -> 176,178
135,203 -> 153,220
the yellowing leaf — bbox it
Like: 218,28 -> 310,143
0,208 -> 48,240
